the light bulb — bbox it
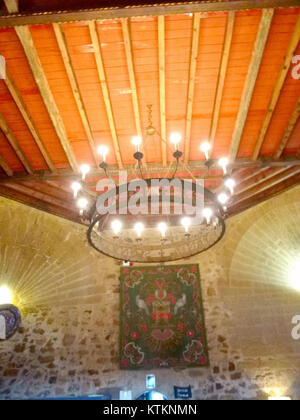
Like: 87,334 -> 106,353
0,286 -> 13,305
181,217 -> 191,233
158,222 -> 167,238
225,178 -> 235,195
219,157 -> 229,175
71,181 -> 81,198
111,220 -> 122,236
170,133 -> 181,150
80,164 -> 90,181
200,142 -> 211,160
132,136 -> 142,152
134,222 -> 144,238
218,192 -> 229,205
77,197 -> 88,215
98,145 -> 109,162
202,207 -> 213,224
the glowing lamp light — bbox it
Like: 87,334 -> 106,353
158,222 -> 167,238
98,145 -> 109,162
181,217 -> 191,233
290,261 -> 300,291
71,181 -> 81,198
218,192 -> 229,205
200,142 -> 211,160
219,157 -> 229,175
170,133 -> 181,151
132,136 -> 142,152
134,222 -> 144,238
77,197 -> 88,215
268,396 -> 291,401
0,286 -> 13,305
80,164 -> 90,181
225,178 -> 236,195
111,220 -> 122,236
203,207 -> 213,224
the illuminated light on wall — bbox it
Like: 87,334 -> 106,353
290,261 -> 300,291
0,286 -> 13,305
268,396 -> 291,400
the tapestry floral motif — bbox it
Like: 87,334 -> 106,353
120,265 -> 209,369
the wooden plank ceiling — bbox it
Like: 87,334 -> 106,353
0,0 -> 300,223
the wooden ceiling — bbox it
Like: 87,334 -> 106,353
0,0 -> 300,223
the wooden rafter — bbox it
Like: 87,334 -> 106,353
252,13 -> 300,160
184,13 -> 201,163
209,11 -> 235,151
158,15 -> 167,167
235,167 -> 288,195
15,26 -> 79,172
233,166 -> 300,205
274,96 -> 300,159
0,113 -> 33,174
121,18 -> 147,162
53,22 -> 99,166
88,21 -> 123,169
228,170 -> 300,216
229,8 -> 274,161
0,153 -> 13,176
3,0 -> 18,14
0,1 -> 299,28
2,67 -> 57,172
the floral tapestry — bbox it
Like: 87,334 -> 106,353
120,264 -> 209,369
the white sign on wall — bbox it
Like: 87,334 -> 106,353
0,314 -> 6,340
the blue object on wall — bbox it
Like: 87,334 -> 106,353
174,385 -> 192,399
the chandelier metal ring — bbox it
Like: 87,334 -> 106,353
87,178 -> 226,263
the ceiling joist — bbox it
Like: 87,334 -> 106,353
158,15 -> 167,167
252,13 -> 300,160
209,11 -> 235,152
274,96 -> 300,159
3,0 -> 18,14
121,18 -> 147,164
0,153 -> 13,176
15,26 -> 79,173
53,22 -> 99,166
184,13 -> 201,163
0,1 -> 299,28
88,21 -> 124,169
2,67 -> 57,172
229,8 -> 274,161
0,113 -> 33,174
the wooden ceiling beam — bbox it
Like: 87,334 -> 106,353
232,166 -> 300,206
0,114 -> 33,174
2,67 -> 57,172
3,0 -> 18,14
0,183 -> 80,224
209,11 -> 235,152
228,169 -> 300,216
121,18 -> 147,163
15,26 -> 79,173
88,21 -> 123,169
184,13 -> 201,163
158,15 -> 167,167
53,23 -> 99,166
0,1 -> 299,27
0,153 -> 13,176
252,13 -> 300,160
234,167 -> 288,195
1,156 -> 300,184
274,96 -> 300,159
229,8 -> 274,161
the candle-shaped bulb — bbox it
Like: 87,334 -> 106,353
80,164 -> 90,181
200,142 -> 211,160
98,145 -> 109,162
132,136 -> 142,152
134,222 -> 144,238
158,222 -> 167,238
111,220 -> 122,236
225,177 -> 235,195
219,157 -> 229,175
170,133 -> 181,151
71,181 -> 81,198
181,217 -> 191,233
202,207 -> 213,224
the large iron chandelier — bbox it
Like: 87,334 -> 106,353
70,107 -> 235,263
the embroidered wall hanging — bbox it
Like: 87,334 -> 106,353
120,264 -> 209,369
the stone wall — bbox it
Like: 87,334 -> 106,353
0,186 -> 300,400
